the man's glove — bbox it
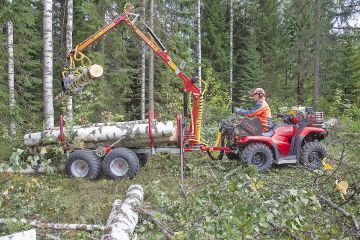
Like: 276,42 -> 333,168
233,107 -> 245,114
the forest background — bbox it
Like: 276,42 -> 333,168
0,0 -> 359,239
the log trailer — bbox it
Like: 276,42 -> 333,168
24,3 -> 328,180
28,3 -> 231,180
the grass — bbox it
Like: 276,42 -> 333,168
0,131 -> 359,239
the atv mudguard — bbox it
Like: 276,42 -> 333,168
291,127 -> 327,159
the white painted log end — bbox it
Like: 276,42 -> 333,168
89,64 -> 103,78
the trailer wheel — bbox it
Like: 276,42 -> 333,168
103,147 -> 139,180
137,153 -> 149,166
65,150 -> 101,180
300,142 -> 326,169
241,143 -> 273,172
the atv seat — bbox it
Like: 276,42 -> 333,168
262,129 -> 274,137
273,124 -> 287,129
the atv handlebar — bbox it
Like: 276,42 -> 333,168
273,113 -> 298,125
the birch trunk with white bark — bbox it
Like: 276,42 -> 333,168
43,0 -> 54,129
0,218 -> 108,231
197,0 -> 202,83
141,0 -> 147,120
7,20 -> 16,138
229,0 -> 234,108
24,120 -> 177,147
0,229 -> 36,240
148,0 -> 154,118
101,185 -> 144,240
313,0 -> 321,106
66,0 -> 74,120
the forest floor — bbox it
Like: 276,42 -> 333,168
0,148 -> 359,239
0,120 -> 359,239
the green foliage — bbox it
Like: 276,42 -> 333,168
0,145 -> 64,172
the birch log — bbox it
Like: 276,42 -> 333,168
101,185 -> 144,240
24,120 -> 177,147
0,219 -> 108,231
55,64 -> 103,102
0,229 -> 36,240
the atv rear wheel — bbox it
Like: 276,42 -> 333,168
65,150 -> 101,180
241,143 -> 273,172
300,142 -> 326,169
103,147 -> 139,180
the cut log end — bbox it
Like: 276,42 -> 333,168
89,64 -> 103,78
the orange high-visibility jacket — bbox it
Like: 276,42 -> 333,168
237,99 -> 273,131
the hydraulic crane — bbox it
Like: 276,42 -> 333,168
46,3 -> 328,180
62,3 -> 207,149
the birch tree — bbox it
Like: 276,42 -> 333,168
43,0 -> 54,129
148,0 -> 154,118
7,15 -> 16,138
229,0 -> 233,108
141,0 -> 146,120
313,0 -> 321,106
66,0 -> 73,120
197,0 -> 202,81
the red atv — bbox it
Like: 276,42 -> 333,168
211,108 -> 328,172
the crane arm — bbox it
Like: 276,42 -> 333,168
64,3 -> 202,143
66,4 -> 200,96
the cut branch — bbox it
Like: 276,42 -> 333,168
317,194 -> 360,237
135,207 -> 175,239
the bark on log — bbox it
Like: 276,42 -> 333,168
101,185 -> 144,240
0,166 -> 47,174
0,229 -> 36,240
24,120 -> 177,148
54,64 -> 103,102
0,218 -> 108,231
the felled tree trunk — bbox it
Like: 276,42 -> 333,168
101,185 -> 144,240
0,229 -> 36,240
54,64 -> 103,102
24,120 -> 177,148
0,218 -> 108,231
0,166 -> 47,174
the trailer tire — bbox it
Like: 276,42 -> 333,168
103,147 -> 139,180
300,141 -> 326,169
137,153 -> 149,166
241,143 -> 273,172
65,150 -> 101,180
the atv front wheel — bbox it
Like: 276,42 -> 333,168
103,147 -> 139,180
241,143 -> 273,172
300,142 -> 326,169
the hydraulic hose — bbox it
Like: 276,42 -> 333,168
195,95 -> 203,141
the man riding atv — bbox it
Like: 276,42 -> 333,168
233,88 -> 273,132
212,88 -> 327,172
